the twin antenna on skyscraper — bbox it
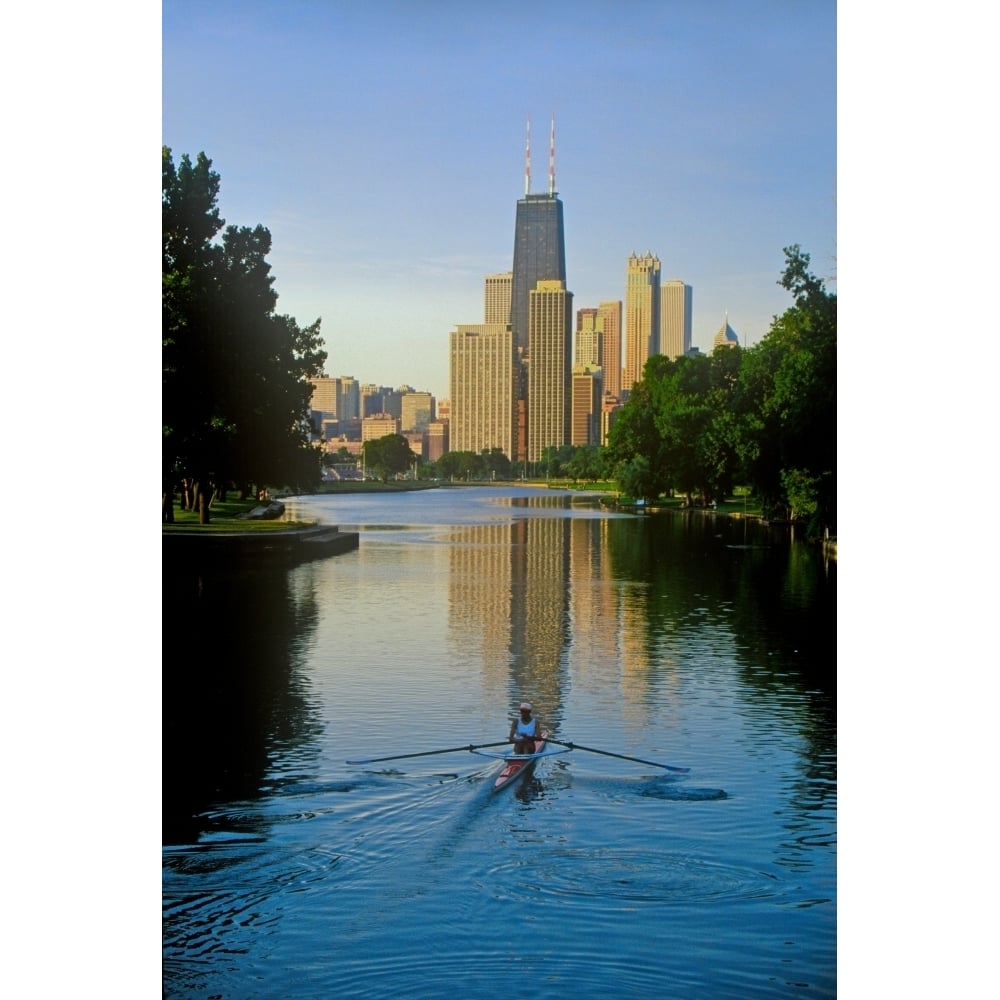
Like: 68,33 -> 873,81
524,113 -> 556,197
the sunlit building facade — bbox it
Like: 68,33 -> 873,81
571,364 -> 603,446
660,280 -> 692,360
598,300 -> 622,399
624,252 -> 660,391
449,323 -> 515,458
527,280 -> 572,464
485,272 -> 513,327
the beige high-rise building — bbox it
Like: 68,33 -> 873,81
308,376 -> 339,416
449,323 -> 515,458
485,272 -> 513,326
575,308 -> 601,368
361,413 -> 400,441
624,252 -> 660,391
660,280 -> 692,360
527,279 -> 572,464
598,300 -> 622,399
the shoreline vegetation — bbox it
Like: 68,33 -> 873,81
161,484 -> 835,562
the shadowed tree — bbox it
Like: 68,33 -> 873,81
162,147 -> 327,521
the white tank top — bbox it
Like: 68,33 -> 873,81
515,718 -> 537,739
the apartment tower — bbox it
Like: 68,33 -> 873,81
623,252 -> 661,391
449,324 -> 515,458
660,280 -> 693,360
598,300 -> 622,398
527,280 -> 573,464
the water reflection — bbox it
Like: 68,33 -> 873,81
162,563 -> 323,845
164,491 -> 836,998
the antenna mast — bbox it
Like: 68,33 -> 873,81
549,113 -> 556,196
524,116 -> 531,196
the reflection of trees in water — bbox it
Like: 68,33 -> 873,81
604,511 -> 835,701
604,511 -> 836,834
162,562 -> 322,844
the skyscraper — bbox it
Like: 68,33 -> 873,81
623,252 -> 661,391
575,308 -> 601,368
485,272 -> 513,326
713,314 -> 740,349
527,279 -> 572,464
449,323 -> 515,458
571,364 -> 603,446
510,116 -> 566,355
598,300 -> 622,399
660,280 -> 692,360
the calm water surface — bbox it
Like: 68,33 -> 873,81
163,487 -> 836,998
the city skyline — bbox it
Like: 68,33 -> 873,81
162,2 -> 836,401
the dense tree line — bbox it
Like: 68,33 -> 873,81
163,148 -> 327,522
606,246 -> 835,536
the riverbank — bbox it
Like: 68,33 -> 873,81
163,497 -> 359,569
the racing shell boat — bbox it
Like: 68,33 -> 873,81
471,731 -> 568,792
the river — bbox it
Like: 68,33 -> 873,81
163,486 -> 836,998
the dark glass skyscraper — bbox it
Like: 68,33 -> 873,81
510,193 -> 566,354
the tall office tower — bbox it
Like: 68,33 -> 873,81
510,116 -> 567,354
571,364 -> 603,446
449,323 -> 516,458
361,383 -> 383,417
713,314 -> 740,349
576,307 -> 598,334
401,391 -> 434,432
623,252 -> 661,391
309,376 -> 339,416
575,308 -> 602,368
598,300 -> 622,398
527,279 -> 573,463
485,272 -> 513,326
660,280 -> 692,360
339,376 -> 361,421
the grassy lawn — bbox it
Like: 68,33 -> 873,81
163,498 -> 311,532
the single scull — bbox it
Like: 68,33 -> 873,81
471,730 -> 569,792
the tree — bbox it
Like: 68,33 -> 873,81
734,245 -> 836,533
162,147 -> 327,521
362,434 -> 414,482
605,369 -> 673,501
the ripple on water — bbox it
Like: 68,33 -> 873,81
485,847 -> 779,905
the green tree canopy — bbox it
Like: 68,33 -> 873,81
362,434 -> 414,481
162,147 -> 327,521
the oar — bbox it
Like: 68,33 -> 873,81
546,738 -> 689,773
346,741 -> 512,765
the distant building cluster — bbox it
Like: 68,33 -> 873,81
309,116 -> 738,469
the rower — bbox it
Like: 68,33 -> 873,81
509,702 -> 539,754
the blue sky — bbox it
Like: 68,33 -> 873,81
162,0 -> 836,399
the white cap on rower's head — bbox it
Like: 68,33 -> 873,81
519,702 -> 532,712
